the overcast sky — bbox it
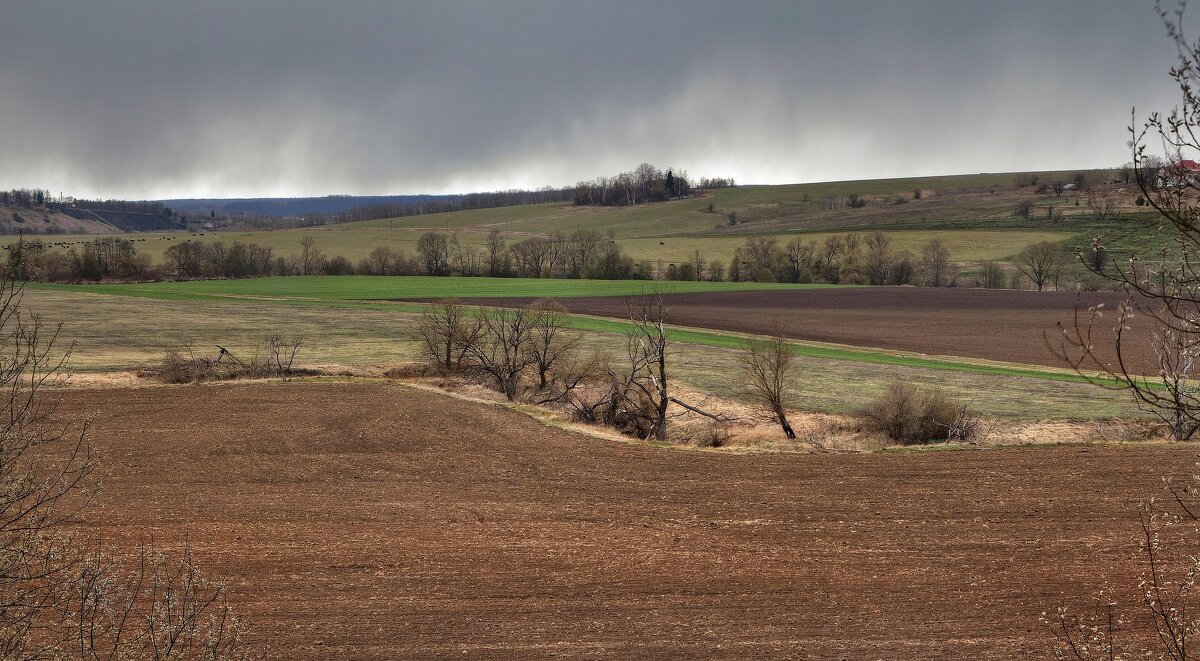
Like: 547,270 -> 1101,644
0,1 -> 1189,199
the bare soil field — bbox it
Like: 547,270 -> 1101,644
58,379 -> 1185,659
458,287 -> 1151,369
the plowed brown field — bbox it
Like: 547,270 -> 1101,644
457,288 -> 1152,369
65,380 -> 1183,659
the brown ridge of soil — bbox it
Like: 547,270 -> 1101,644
436,287 -> 1152,369
60,380 -> 1184,659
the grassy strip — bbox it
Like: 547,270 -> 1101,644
30,275 -> 834,301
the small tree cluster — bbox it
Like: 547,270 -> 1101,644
417,294 -> 725,441
573,164 -> 696,206
416,298 -> 582,402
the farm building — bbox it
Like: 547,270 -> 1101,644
1160,159 -> 1200,187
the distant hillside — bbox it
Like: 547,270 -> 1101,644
0,205 -> 118,235
58,208 -> 184,232
161,194 -> 460,217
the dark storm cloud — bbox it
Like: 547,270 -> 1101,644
0,1 -> 1185,198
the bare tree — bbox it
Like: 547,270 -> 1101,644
619,293 -> 727,440
623,295 -> 672,440
525,298 -> 579,389
485,230 -> 506,277
264,333 -> 302,378
784,238 -> 814,283
981,261 -> 1007,289
416,232 -> 450,275
298,236 -> 325,275
741,235 -> 780,280
862,231 -> 894,285
466,306 -> 536,401
416,299 -> 482,371
1014,241 -> 1063,291
920,239 -> 951,287
1087,195 -> 1118,223
740,332 -> 797,439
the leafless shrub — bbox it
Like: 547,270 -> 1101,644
533,351 -> 603,406
802,427 -> 835,452
1087,195 -> 1118,223
944,401 -> 989,444
1048,473 -> 1200,660
157,343 -> 222,383
263,333 -> 301,378
861,383 -> 976,445
68,541 -> 263,660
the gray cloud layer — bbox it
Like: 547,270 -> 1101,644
0,1 -> 1185,198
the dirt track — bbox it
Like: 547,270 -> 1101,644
64,380 -> 1184,659
455,288 -> 1152,369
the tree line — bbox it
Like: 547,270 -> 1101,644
664,232 -> 958,287
2,229 -> 1074,291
